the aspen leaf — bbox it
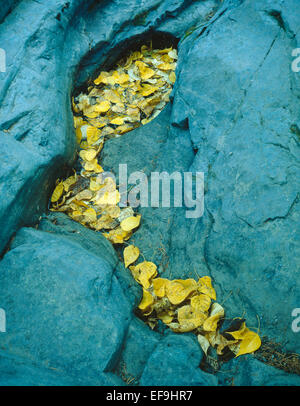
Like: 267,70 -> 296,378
198,276 -> 216,300
63,174 -> 77,192
79,149 -> 98,162
124,245 -> 140,268
152,278 -> 170,298
166,279 -> 198,305
177,305 -> 207,329
169,322 -> 196,333
157,310 -> 174,324
135,61 -> 155,80
190,294 -> 211,313
203,303 -> 225,332
110,117 -> 125,125
197,334 -> 210,355
235,330 -> 261,357
130,261 -> 157,289
94,101 -> 111,113
83,208 -> 97,223
138,289 -> 154,312
120,215 -> 141,231
51,182 -> 64,203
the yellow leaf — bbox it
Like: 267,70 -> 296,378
130,261 -> 157,289
86,126 -> 100,145
83,208 -> 97,223
63,174 -> 77,192
103,89 -> 122,104
94,101 -> 111,113
202,303 -> 225,332
198,276 -> 216,300
138,289 -> 154,312
96,190 -> 120,206
177,305 -> 207,329
75,189 -> 93,201
120,215 -> 141,231
157,310 -> 174,324
124,245 -> 140,268
168,321 -> 196,333
51,182 -> 64,203
104,205 -> 121,218
104,226 -> 132,244
227,322 -> 248,340
138,83 -> 158,97
90,179 -> 103,192
92,214 -> 116,231
135,61 -> 155,80
112,71 -> 129,84
235,330 -> 261,357
157,62 -> 176,71
165,279 -> 198,305
94,71 -> 110,85
169,71 -> 176,84
111,117 -> 125,125
152,278 -> 170,298
79,149 -> 98,162
190,294 -> 211,313
83,159 -> 103,173
75,127 -> 82,143
197,334 -> 210,355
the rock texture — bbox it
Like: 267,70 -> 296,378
0,0 -> 299,386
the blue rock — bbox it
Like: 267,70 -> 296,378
219,355 -> 300,386
0,0 -> 299,386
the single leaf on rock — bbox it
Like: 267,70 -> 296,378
197,334 -> 210,355
235,330 -> 261,357
120,215 -> 141,231
124,245 -> 140,268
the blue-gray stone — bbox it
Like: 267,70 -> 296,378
219,355 -> 300,386
0,227 -> 131,385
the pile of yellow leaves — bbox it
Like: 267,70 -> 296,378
124,244 -> 261,358
50,44 -> 177,244
51,43 -> 261,360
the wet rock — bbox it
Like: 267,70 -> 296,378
38,212 -> 141,306
0,227 -> 131,385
